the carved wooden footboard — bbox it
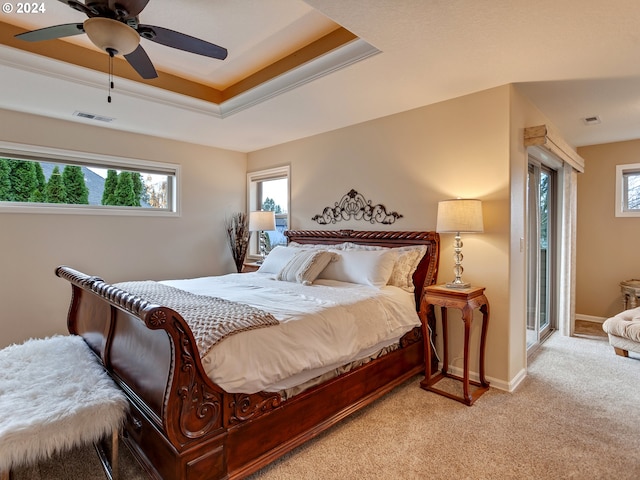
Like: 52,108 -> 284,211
56,230 -> 439,480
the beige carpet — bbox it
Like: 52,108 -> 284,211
12,324 -> 640,480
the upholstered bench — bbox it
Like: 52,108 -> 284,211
0,335 -> 128,480
602,306 -> 640,357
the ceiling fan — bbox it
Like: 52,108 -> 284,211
14,0 -> 228,80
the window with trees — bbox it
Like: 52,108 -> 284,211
247,166 -> 290,257
615,163 -> 640,217
0,142 -> 178,215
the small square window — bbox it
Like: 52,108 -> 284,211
615,163 -> 640,217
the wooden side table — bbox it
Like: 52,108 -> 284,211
620,279 -> 640,310
241,262 -> 261,273
420,285 -> 490,406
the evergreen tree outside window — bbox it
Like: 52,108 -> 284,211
32,162 -> 46,203
102,169 -> 118,206
113,171 -> 138,207
45,166 -> 67,204
62,165 -> 89,204
8,160 -> 37,202
0,159 -> 12,201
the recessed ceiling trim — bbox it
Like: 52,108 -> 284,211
0,35 -> 380,120
0,43 -> 224,116
218,37 -> 380,117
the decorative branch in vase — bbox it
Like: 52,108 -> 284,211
225,212 -> 250,273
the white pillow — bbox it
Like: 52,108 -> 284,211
343,243 -> 427,292
257,246 -> 298,274
318,249 -> 397,287
287,241 -> 348,250
276,250 -> 337,285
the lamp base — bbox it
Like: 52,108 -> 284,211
445,280 -> 471,289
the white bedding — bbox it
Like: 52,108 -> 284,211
161,272 -> 421,394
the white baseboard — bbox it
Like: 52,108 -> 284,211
436,363 -> 518,393
576,313 -> 607,324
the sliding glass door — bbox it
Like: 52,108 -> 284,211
527,161 -> 556,350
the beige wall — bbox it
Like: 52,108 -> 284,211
248,86 -> 527,389
576,140 -> 640,318
0,109 -> 246,348
508,86 -> 571,379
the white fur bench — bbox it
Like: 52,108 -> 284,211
0,335 -> 128,480
602,306 -> 640,357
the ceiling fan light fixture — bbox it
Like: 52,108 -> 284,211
83,17 -> 139,56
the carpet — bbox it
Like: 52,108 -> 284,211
11,330 -> 640,480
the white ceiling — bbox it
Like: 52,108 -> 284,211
1,0 -> 640,153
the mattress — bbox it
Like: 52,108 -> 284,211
161,272 -> 421,394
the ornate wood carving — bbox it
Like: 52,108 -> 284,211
173,318 -> 223,439
399,326 -> 422,348
312,189 -> 403,225
227,392 -> 283,425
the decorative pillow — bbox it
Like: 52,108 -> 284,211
287,241 -> 348,250
318,249 -> 397,287
257,246 -> 298,274
387,245 -> 427,292
343,243 -> 427,292
276,250 -> 338,285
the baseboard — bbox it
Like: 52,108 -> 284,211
506,367 -> 527,392
437,363 -> 515,393
576,313 -> 607,324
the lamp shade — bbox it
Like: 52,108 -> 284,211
83,17 -> 140,55
436,199 -> 484,233
249,210 -> 276,231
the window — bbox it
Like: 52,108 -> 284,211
615,163 -> 640,217
0,142 -> 179,215
247,166 -> 290,257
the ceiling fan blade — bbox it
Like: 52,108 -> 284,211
15,23 -> 85,42
124,44 -> 158,79
138,24 -> 228,60
109,0 -> 150,19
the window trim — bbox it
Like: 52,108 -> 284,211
0,141 -> 180,216
615,163 -> 640,218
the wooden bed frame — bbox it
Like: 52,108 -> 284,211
56,229 -> 439,480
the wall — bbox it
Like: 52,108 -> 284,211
248,86 -> 522,389
576,140 -> 640,319
0,109 -> 246,348
507,86 -> 574,380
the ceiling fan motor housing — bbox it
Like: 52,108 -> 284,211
83,17 -> 140,56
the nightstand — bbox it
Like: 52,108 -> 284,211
241,262 -> 261,273
420,284 -> 490,406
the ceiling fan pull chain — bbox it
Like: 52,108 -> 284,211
107,48 -> 115,103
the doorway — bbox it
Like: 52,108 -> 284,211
527,160 -> 557,351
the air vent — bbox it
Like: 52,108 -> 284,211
583,115 -> 601,125
73,111 -> 115,123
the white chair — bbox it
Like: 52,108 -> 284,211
602,307 -> 640,357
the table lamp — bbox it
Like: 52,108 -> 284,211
436,199 -> 484,288
249,210 -> 276,262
